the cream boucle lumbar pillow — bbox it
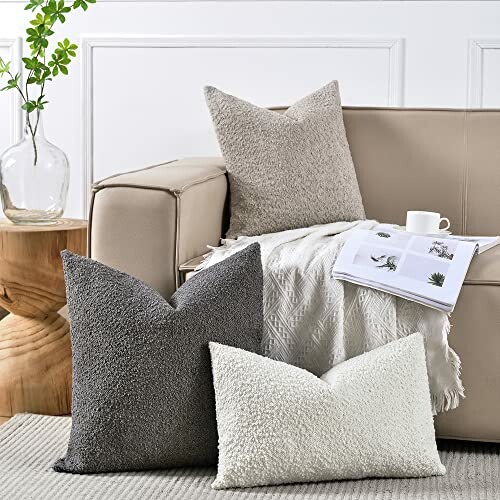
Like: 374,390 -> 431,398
210,333 -> 445,489
205,81 -> 366,238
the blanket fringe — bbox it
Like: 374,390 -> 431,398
431,315 -> 465,414
431,388 -> 464,415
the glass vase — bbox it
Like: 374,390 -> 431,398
0,114 -> 69,225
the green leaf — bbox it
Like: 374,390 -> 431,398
25,0 -> 44,12
52,66 -> 59,76
36,95 -> 49,110
60,65 -> 68,75
0,72 -> 20,91
0,58 -> 11,76
22,57 -> 40,70
29,13 -> 46,26
21,100 -> 37,113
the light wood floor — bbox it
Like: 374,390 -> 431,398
0,416 -> 10,426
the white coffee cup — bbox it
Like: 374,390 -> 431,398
406,211 -> 450,234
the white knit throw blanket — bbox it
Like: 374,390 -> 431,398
199,220 -> 464,413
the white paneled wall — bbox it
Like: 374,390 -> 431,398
469,39 -> 500,107
0,1 -> 499,217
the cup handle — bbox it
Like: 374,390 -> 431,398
439,217 -> 450,231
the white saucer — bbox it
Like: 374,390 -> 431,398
393,226 -> 452,238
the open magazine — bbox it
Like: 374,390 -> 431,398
332,224 -> 499,313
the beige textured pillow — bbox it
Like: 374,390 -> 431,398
205,81 -> 365,239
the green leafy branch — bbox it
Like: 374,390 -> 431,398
0,0 -> 95,163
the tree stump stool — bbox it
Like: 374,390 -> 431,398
0,219 -> 87,419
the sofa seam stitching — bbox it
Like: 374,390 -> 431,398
174,193 -> 181,290
462,111 -> 469,234
91,171 -> 226,196
87,189 -> 96,258
92,158 -> 179,186
176,172 -> 227,193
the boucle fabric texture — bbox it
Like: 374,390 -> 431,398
209,334 -> 445,490
199,220 -> 463,414
54,244 -> 263,474
205,81 -> 365,238
2,414 -> 499,500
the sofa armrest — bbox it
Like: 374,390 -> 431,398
89,157 -> 227,298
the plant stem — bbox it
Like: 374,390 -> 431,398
31,129 -> 38,166
24,3 -> 53,166
7,70 -> 27,103
5,70 -> 38,165
27,113 -> 38,166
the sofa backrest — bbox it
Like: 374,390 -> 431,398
271,107 -> 500,236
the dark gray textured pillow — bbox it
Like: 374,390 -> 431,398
205,80 -> 366,239
54,243 -> 263,474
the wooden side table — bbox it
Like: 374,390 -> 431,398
0,219 -> 87,420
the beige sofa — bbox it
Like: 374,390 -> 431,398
88,107 -> 500,443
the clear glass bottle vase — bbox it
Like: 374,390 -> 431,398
0,114 -> 69,224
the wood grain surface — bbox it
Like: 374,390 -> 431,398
0,219 -> 87,418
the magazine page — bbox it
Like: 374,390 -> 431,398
332,227 -> 477,312
448,235 -> 500,254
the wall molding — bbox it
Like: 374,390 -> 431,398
0,38 -> 22,146
81,35 -> 404,215
467,38 -> 500,108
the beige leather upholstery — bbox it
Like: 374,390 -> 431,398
89,158 -> 226,298
465,111 -> 500,235
344,108 -> 466,234
435,283 -> 500,442
89,107 -> 500,442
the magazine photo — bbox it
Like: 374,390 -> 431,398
332,225 -> 493,312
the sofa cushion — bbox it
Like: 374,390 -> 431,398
210,334 -> 445,490
205,81 -> 366,238
54,243 -> 263,473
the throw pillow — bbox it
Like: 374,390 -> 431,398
54,243 -> 263,474
205,80 -> 366,239
210,333 -> 445,489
